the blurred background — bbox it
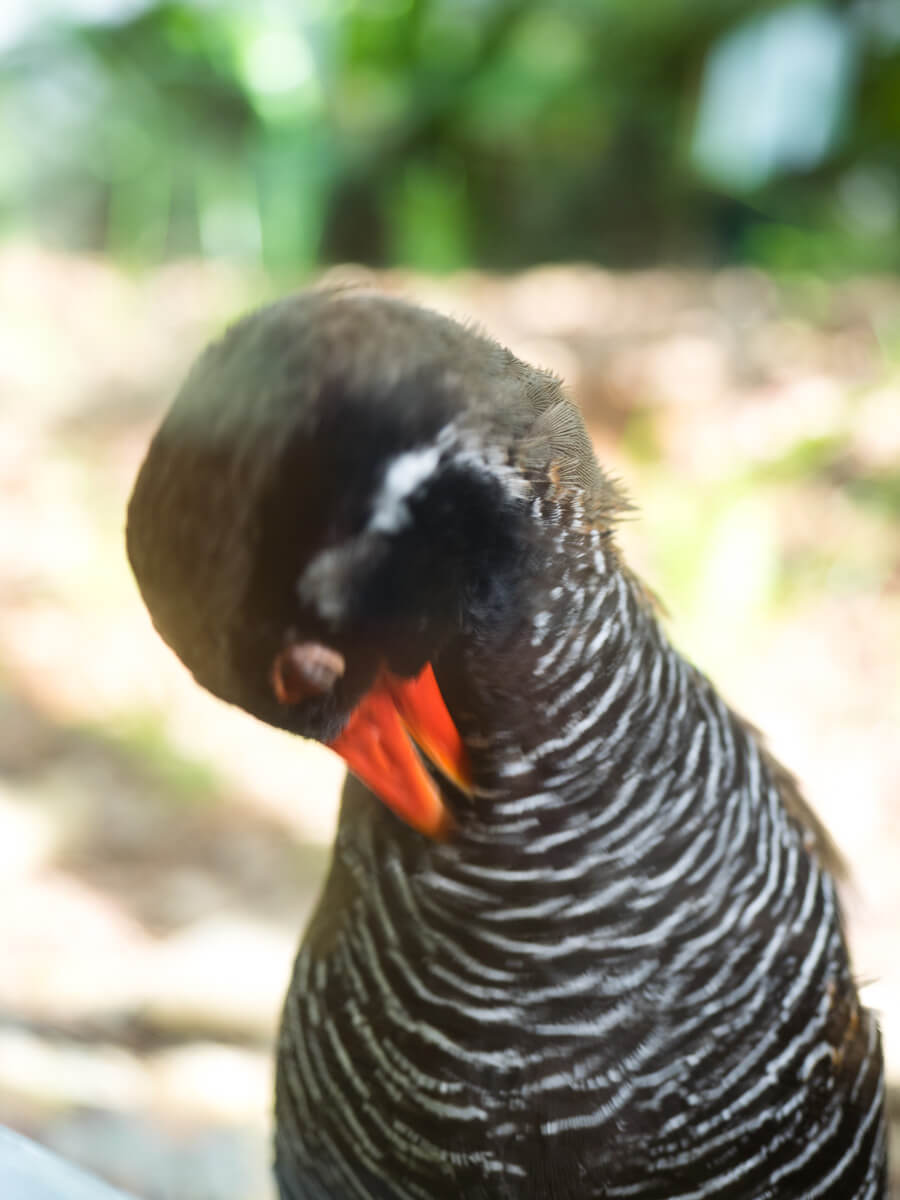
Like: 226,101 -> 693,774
1,0 -> 898,1196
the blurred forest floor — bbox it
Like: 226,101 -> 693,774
0,247 -> 898,1197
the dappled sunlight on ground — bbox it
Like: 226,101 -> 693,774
1,247 -> 898,1196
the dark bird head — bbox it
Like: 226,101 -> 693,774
127,290 -> 620,834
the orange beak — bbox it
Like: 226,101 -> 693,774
329,663 -> 471,838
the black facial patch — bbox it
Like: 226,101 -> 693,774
228,369 -> 463,728
232,371 -> 539,721
370,459 -> 537,660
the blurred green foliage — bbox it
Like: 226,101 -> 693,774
2,0 -> 899,273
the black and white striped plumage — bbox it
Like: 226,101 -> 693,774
127,290 -> 887,1199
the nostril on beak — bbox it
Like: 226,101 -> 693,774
271,642 -> 346,705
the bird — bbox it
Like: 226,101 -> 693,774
126,288 -> 887,1200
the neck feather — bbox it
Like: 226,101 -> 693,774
419,495 -> 824,923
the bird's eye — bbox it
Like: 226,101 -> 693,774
271,641 -> 346,705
